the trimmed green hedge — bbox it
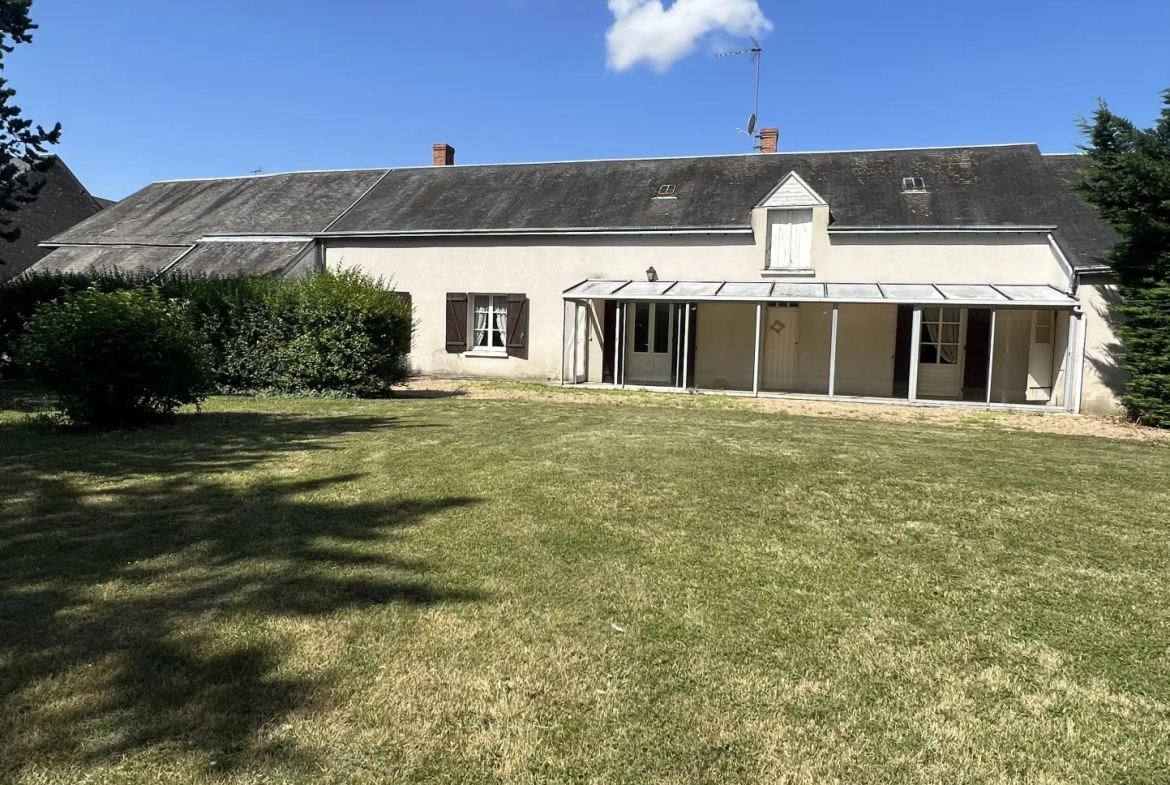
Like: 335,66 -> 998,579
2,269 -> 413,397
17,287 -> 215,427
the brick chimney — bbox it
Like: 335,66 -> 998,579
432,143 -> 455,166
759,128 -> 779,154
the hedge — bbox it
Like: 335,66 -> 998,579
17,287 -> 215,427
1,269 -> 413,397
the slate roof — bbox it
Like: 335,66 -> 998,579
0,157 -> 105,281
35,244 -> 187,274
49,170 -> 387,246
40,143 -> 1117,276
1040,154 -> 1118,271
172,241 -> 314,276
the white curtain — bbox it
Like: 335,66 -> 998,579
493,306 -> 507,348
925,320 -> 959,364
474,307 -> 488,347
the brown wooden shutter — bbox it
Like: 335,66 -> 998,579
892,304 -> 913,396
506,294 -> 529,358
396,292 -> 413,352
963,308 -> 993,400
602,300 -> 617,383
445,293 -> 467,353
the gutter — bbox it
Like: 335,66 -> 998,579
296,226 -> 751,239
829,225 -> 1057,234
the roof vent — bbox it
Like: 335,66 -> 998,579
655,184 -> 677,198
902,176 -> 926,192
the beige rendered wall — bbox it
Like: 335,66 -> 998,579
824,234 -> 1070,288
1078,279 -> 1126,416
834,304 -> 898,397
329,235 -> 757,380
326,231 -> 1076,383
695,303 -> 755,390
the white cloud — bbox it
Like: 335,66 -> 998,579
606,0 -> 772,73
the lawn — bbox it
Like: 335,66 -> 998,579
1,388 -> 1168,783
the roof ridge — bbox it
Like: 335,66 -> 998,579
152,143 -> 1042,184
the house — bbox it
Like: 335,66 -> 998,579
36,134 -> 1125,416
0,157 -> 108,282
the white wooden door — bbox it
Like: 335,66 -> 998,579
1027,310 -> 1055,402
762,307 -> 799,390
627,303 -> 673,384
917,308 -> 965,399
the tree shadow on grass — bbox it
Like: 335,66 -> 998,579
0,411 -> 483,779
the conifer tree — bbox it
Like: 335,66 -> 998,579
1078,90 -> 1170,426
0,0 -> 62,268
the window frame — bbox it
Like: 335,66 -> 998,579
919,307 -> 963,366
766,208 -> 814,271
468,293 -> 510,355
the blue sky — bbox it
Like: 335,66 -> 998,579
12,0 -> 1170,199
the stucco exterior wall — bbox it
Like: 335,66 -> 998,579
695,303 -> 755,390
1078,279 -> 1126,416
325,230 -> 1078,392
835,304 -> 899,397
824,234 -> 1070,288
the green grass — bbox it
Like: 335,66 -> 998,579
1,391 -> 1168,783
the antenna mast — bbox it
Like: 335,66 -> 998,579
717,37 -> 764,148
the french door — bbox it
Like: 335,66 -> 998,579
917,307 -> 966,399
626,302 -> 674,384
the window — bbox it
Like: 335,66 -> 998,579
472,294 -> 508,351
902,176 -> 926,191
920,308 -> 961,365
653,303 -> 670,353
633,303 -> 650,352
1034,310 -> 1054,344
656,184 -> 676,197
767,209 -> 813,269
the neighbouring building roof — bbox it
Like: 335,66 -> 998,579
0,157 -> 106,281
37,143 -> 1118,276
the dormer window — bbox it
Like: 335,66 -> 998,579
767,209 -> 813,270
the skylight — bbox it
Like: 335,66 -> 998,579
902,177 -> 926,192
656,184 -> 677,197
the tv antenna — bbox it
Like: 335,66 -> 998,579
250,167 -> 263,176
717,37 -> 763,147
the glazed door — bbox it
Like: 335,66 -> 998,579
626,303 -> 674,384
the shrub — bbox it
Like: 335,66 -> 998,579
163,269 -> 412,396
0,269 -> 151,376
16,287 -> 214,428
3,268 -> 412,399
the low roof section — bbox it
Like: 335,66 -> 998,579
30,240 -> 314,278
564,279 -> 1077,308
49,169 -> 388,246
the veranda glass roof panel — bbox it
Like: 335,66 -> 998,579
670,281 -> 724,297
718,282 -> 774,298
771,282 -> 827,299
827,283 -> 883,300
937,284 -> 1007,301
567,280 -> 627,296
995,285 -> 1073,302
620,280 -> 677,296
879,283 -> 942,300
